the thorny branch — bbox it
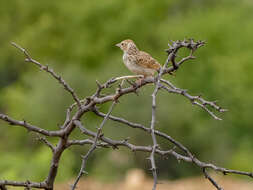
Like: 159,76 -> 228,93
160,79 -> 227,120
148,51 -> 172,190
0,39 -> 251,190
71,101 -> 116,190
36,135 -> 55,152
203,168 -> 224,190
11,42 -> 82,109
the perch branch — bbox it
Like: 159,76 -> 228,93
2,39 -> 251,190
164,39 -> 205,74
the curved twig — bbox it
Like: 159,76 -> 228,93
1,39 -> 249,190
11,42 -> 82,109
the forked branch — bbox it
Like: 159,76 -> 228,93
0,39 -> 251,190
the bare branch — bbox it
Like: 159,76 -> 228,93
11,42 -> 82,109
93,109 -> 195,157
71,118 -> 253,183
161,78 -> 227,113
71,101 -> 116,190
73,120 -> 190,160
164,39 -> 206,74
0,180 -> 46,189
148,57 -> 171,189
66,139 -> 110,148
0,113 -> 62,137
195,160 -> 253,178
36,135 -> 55,152
160,79 -> 227,120
203,168 -> 224,190
2,39 -> 250,190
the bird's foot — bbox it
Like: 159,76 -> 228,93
135,75 -> 145,85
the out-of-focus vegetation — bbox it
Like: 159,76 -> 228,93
56,169 -> 253,190
1,0 -> 253,183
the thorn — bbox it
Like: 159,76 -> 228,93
197,94 -> 202,98
180,90 -> 187,95
69,184 -> 75,189
81,170 -> 88,175
213,100 -> 218,104
85,96 -> 92,102
215,117 -> 222,121
149,167 -> 157,171
40,66 -> 45,71
96,80 -> 102,88
172,146 -> 177,150
112,145 -> 119,149
161,155 -> 169,160
123,137 -> 130,142
81,155 -> 85,159
167,43 -> 172,47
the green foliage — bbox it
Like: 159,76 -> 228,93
1,0 -> 253,182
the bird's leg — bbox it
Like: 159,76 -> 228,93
135,78 -> 142,86
114,75 -> 143,81
120,79 -> 125,87
135,75 -> 145,85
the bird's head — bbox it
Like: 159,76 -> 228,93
116,39 -> 138,53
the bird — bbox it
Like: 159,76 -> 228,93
116,39 -> 161,78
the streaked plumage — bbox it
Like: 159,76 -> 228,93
116,39 -> 161,77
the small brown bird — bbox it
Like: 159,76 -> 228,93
116,39 -> 161,78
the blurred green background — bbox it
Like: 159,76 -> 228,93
1,0 -> 253,184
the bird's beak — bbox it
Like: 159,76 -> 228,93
115,43 -> 121,47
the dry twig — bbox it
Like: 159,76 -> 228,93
0,39 -> 251,190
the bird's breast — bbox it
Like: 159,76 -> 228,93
123,53 -> 136,68
123,53 -> 128,64
122,53 -> 155,76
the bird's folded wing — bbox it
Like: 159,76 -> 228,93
137,51 -> 161,70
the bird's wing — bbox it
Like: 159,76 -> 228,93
136,51 -> 161,70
